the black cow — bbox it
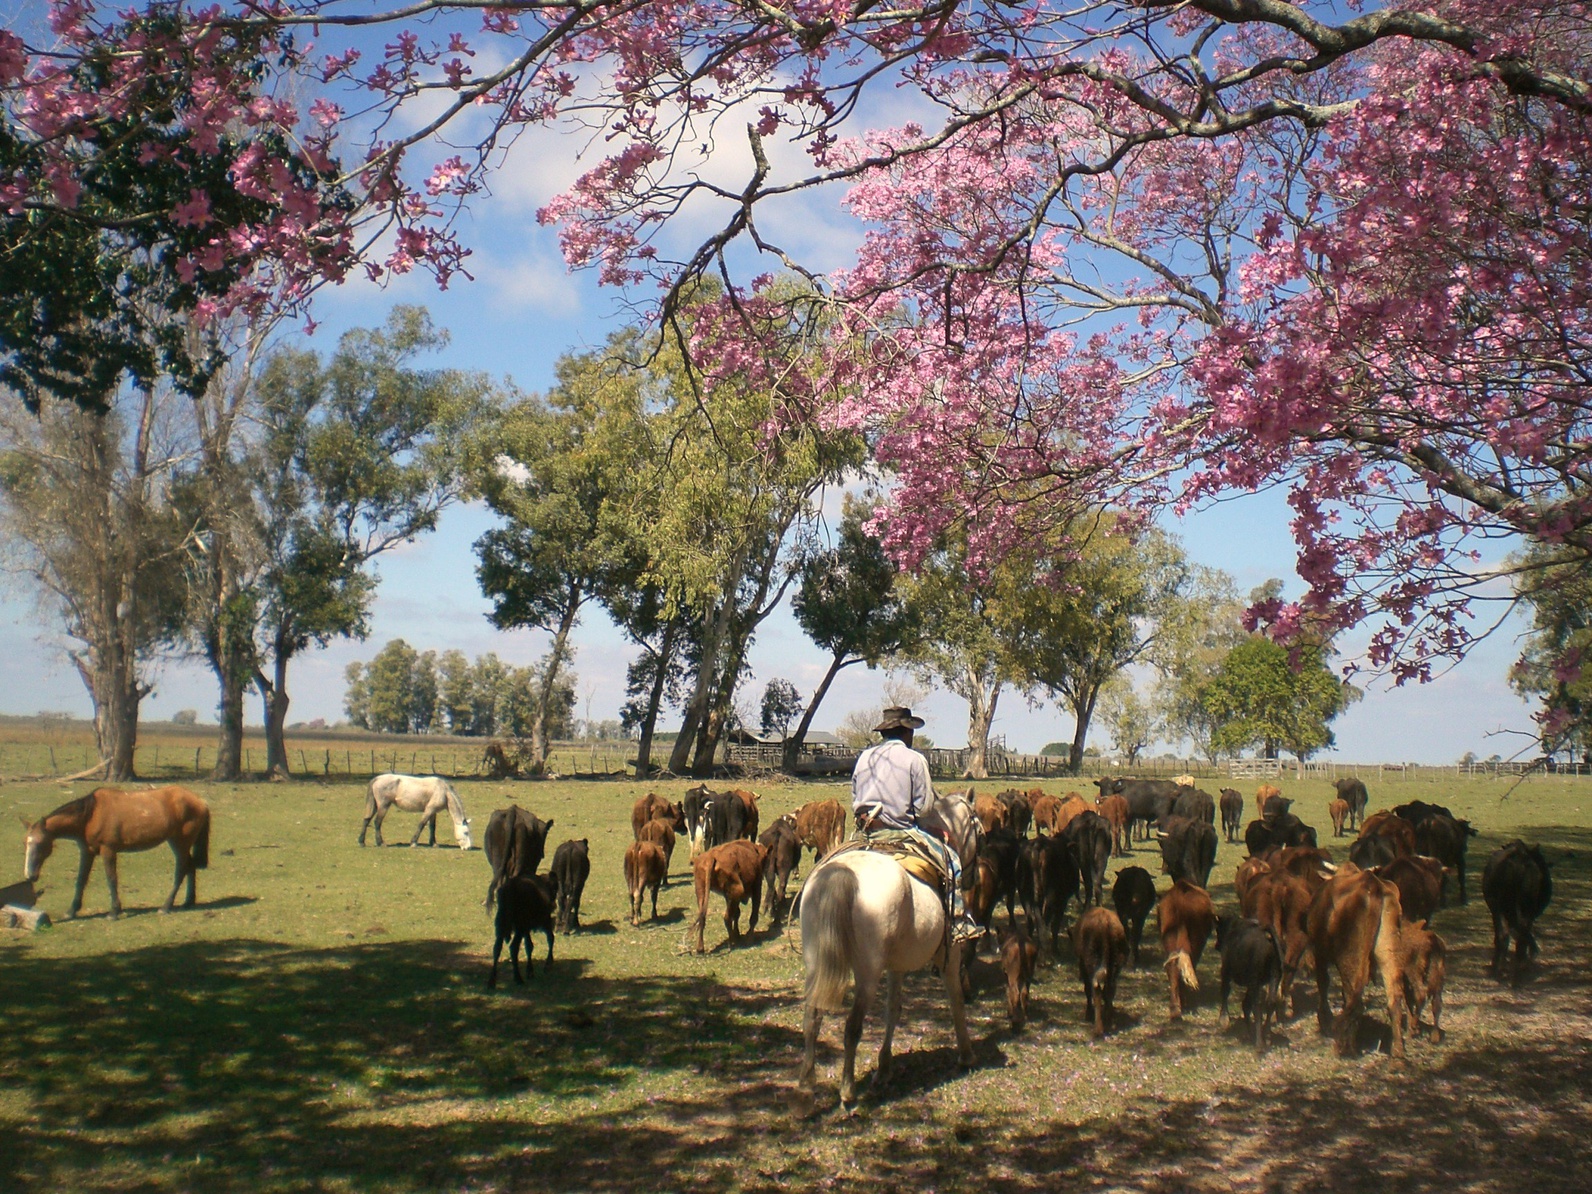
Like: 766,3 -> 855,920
1245,811 -> 1317,857
1413,812 -> 1478,902
483,805 -> 552,913
1334,777 -> 1370,830
1391,798 -> 1454,826
980,827 -> 1022,927
550,838 -> 590,933
1095,777 -> 1182,842
1018,834 -> 1078,955
996,789 -> 1034,839
1173,787 -> 1217,826
1111,865 -> 1157,968
1157,815 -> 1218,888
1216,915 -> 1283,1053
759,815 -> 802,926
1482,840 -> 1553,984
488,873 -> 558,987
702,790 -> 757,852
1063,810 -> 1113,907
1219,788 -> 1245,843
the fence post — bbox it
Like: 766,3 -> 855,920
325,749 -> 331,776
194,748 -> 201,775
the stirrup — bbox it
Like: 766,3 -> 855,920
951,919 -> 984,946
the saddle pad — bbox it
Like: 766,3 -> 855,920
895,854 -> 944,891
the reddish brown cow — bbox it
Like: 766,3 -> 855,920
794,799 -> 846,860
1251,869 -> 1316,1002
1359,810 -> 1418,854
1400,920 -> 1447,1043
1328,798 -> 1350,838
639,817 -> 677,883
631,792 -> 682,840
1157,880 -> 1216,1020
1256,784 -> 1283,820
1236,856 -> 1274,917
1376,855 -> 1446,926
1073,906 -> 1129,1038
973,792 -> 1011,835
967,856 -> 1002,934
1030,794 -> 1063,835
690,839 -> 769,953
1096,794 -> 1130,856
1308,868 -> 1406,1058
624,840 -> 667,926
1000,928 -> 1040,1030
1050,793 -> 1091,836
1268,846 -> 1337,892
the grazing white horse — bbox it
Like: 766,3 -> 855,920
358,774 -> 473,850
798,791 -> 980,1108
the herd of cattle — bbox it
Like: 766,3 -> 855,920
466,774 -> 1555,1062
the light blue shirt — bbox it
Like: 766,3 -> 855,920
851,738 -> 933,830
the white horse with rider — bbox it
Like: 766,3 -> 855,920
797,789 -> 980,1108
358,774 -> 473,849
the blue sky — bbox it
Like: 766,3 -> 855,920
0,4 -> 1540,762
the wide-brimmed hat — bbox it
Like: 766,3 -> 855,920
874,706 -> 925,732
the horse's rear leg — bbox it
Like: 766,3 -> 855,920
840,969 -> 880,1108
875,972 -> 905,1090
163,840 -> 188,913
799,1003 -> 824,1090
68,846 -> 94,919
942,942 -> 976,1066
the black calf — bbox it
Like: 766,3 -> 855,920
1111,866 -> 1157,968
550,839 -> 590,933
1217,916 -> 1283,1053
489,873 -> 558,986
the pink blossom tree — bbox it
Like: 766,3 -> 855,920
9,1 -> 1591,681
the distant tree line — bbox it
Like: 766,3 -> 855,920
344,640 -> 576,740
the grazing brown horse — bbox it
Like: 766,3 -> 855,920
21,786 -> 210,919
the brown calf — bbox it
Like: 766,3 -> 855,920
1251,869 -> 1315,1003
1400,920 -> 1447,1043
1096,793 -> 1130,856
1030,794 -> 1062,834
1375,854 -> 1445,926
794,799 -> 846,860
1328,798 -> 1350,837
1049,794 -> 1091,836
1073,906 -> 1129,1038
1308,868 -> 1405,1058
631,792 -> 682,840
624,840 -> 667,926
639,817 -> 677,883
690,840 -> 769,954
973,792 -> 1010,835
1256,784 -> 1283,820
1235,856 -> 1274,917
1157,880 -> 1216,1020
1000,928 -> 1040,1030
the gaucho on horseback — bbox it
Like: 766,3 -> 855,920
851,706 -> 982,945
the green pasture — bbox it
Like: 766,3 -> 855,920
2,771 -> 1590,1193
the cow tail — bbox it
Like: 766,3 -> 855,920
1171,949 -> 1198,991
192,809 -> 210,870
802,864 -> 857,1012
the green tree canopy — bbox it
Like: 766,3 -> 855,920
1204,636 -> 1359,761
1511,544 -> 1592,762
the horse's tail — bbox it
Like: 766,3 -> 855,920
365,777 -> 380,818
802,863 -> 857,1013
192,808 -> 210,870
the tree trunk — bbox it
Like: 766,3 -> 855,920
1067,686 -> 1100,776
527,591 -> 581,776
213,659 -> 246,780
255,645 -> 294,778
634,621 -> 678,777
783,651 -> 855,771
963,678 -> 1001,780
670,607 -> 726,774
77,648 -> 142,782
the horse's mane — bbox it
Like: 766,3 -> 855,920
43,792 -> 97,824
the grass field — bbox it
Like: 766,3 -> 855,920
1,769 -> 1589,1193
